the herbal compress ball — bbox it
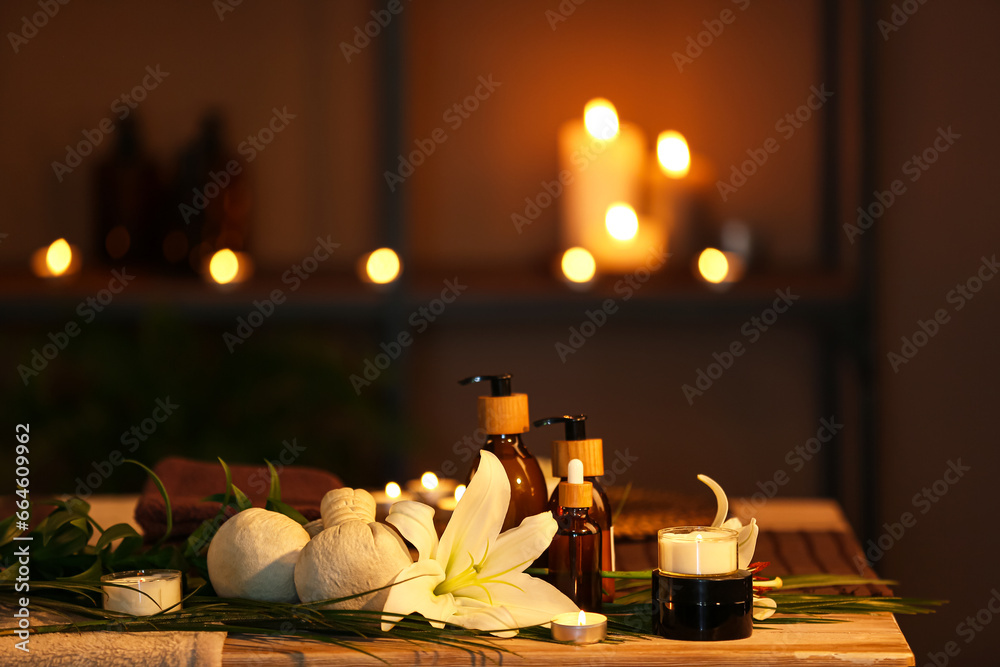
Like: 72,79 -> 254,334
207,507 -> 311,603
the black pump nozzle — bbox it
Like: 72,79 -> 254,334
459,374 -> 513,397
533,414 -> 587,440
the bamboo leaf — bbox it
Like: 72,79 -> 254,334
126,460 -> 172,546
58,558 -> 103,582
266,499 -> 307,525
266,461 -> 282,503
96,523 -> 141,552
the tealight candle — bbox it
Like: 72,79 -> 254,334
370,482 -> 414,520
102,569 -> 182,616
406,474 -> 457,506
658,526 -> 737,576
551,610 -> 607,644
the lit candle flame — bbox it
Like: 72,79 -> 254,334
365,247 -> 401,284
583,98 -> 619,140
657,130 -> 691,178
578,610 -> 587,626
605,203 -> 639,241
454,484 -> 466,502
697,248 -> 729,284
385,482 -> 401,499
208,249 -> 240,284
420,472 -> 439,490
45,238 -> 72,276
561,247 -> 596,284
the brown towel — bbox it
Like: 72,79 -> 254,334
134,457 -> 342,542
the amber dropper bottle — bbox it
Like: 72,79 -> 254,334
534,414 -> 614,601
459,374 -> 548,532
547,458 -> 602,612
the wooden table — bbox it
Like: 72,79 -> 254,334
81,496 -> 916,665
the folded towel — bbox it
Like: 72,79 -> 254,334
0,607 -> 225,667
134,457 -> 342,542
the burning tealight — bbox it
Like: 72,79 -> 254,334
454,484 -> 466,502
420,472 -> 439,490
657,526 -> 737,576
385,482 -> 401,499
102,569 -> 182,616
560,247 -> 597,285
656,130 -> 691,179
31,238 -> 82,278
605,203 -> 639,241
551,610 -> 607,644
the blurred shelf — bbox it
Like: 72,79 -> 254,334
0,266 -> 857,326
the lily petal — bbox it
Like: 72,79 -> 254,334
752,595 -> 777,620
476,511 -> 557,580
437,449 -> 509,580
454,571 -> 578,628
735,518 -> 759,569
380,560 -> 456,631
386,501 -> 439,561
698,474 -> 729,528
450,598 -> 520,637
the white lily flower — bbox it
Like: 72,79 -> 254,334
752,595 -> 777,620
380,450 -> 578,636
697,474 -> 759,569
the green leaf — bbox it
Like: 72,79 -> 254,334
231,484 -> 252,512
126,460 -> 172,547
266,461 -> 282,504
266,499 -> 307,525
58,558 -> 103,582
96,524 -> 141,552
218,458 -> 235,508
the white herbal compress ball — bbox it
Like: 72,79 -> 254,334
207,507 -> 311,603
294,488 -> 411,610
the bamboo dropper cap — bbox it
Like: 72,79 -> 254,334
559,459 -> 593,508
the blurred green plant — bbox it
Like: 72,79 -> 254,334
1,310 -> 410,494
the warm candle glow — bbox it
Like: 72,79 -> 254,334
208,249 -> 240,284
578,610 -> 587,626
420,472 -> 439,490
657,130 -> 691,178
45,238 -> 72,276
454,484 -> 466,502
605,203 -> 639,241
583,98 -> 619,140
385,482 -> 401,499
561,247 -> 596,283
365,247 -> 401,284
697,248 -> 730,284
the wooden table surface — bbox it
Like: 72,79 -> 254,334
222,498 -> 912,666
70,495 -> 914,666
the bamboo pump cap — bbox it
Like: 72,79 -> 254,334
460,374 -> 530,434
534,414 -> 605,477
559,459 -> 593,508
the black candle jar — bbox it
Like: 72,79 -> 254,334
651,568 -> 753,641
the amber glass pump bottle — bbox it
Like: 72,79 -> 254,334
459,374 -> 548,532
534,414 -> 614,601
547,458 -> 602,612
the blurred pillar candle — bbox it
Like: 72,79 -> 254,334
558,99 -> 646,273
